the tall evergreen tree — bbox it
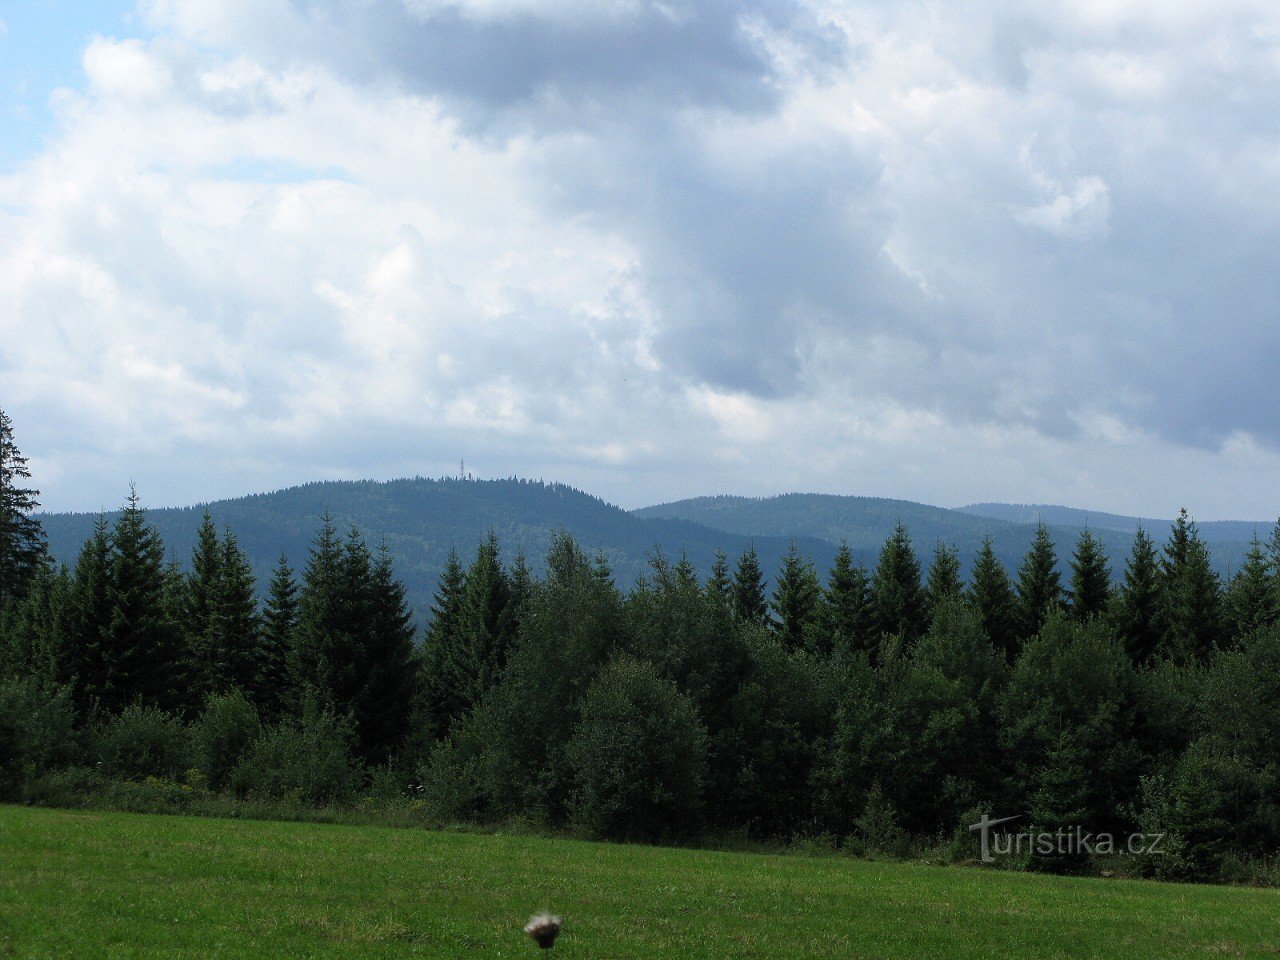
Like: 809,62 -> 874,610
293,523 -> 417,762
1015,522 -> 1064,643
731,546 -> 769,628
101,489 -> 188,713
705,551 -> 732,608
1069,528 -> 1111,621
924,542 -> 963,621
209,531 -> 260,695
771,542 -> 820,652
968,537 -> 1019,660
422,547 -> 467,736
1111,527 -> 1164,664
871,523 -> 924,644
258,554 -> 298,720
821,542 -> 875,657
185,513 -> 221,649
1226,536 -> 1276,644
64,519 -> 112,713
1161,509 -> 1224,661
359,545 -> 418,762
447,533 -> 516,716
0,409 -> 47,608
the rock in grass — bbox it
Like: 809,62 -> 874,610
524,913 -> 562,949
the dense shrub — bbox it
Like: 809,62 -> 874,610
567,655 -> 708,841
232,695 -> 362,805
192,690 -> 262,792
0,677 -> 78,797
94,703 -> 191,782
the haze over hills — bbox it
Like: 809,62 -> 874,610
638,494 -> 1264,578
38,480 -> 1268,621
37,478 -> 839,619
960,503 -> 1277,544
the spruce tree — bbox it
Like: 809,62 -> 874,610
422,547 -> 467,736
448,533 -> 515,715
185,513 -> 221,653
924,542 -> 963,621
0,409 -> 47,608
731,546 -> 769,627
294,523 -> 417,762
1015,522 -> 1064,643
102,488 -> 188,713
1161,510 -> 1224,661
968,537 -> 1019,660
821,542 -> 875,657
705,550 -> 732,608
771,542 -> 820,652
258,554 -> 298,720
1226,537 -> 1275,645
1069,528 -> 1111,621
508,549 -> 533,622
209,531 -> 260,695
359,545 -> 418,762
870,523 -> 924,644
65,519 -> 112,714
1111,527 -> 1164,664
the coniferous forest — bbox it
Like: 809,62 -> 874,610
3,409 -> 1280,884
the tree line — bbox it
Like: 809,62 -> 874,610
2,409 -> 1279,881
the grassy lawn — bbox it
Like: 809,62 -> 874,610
1,805 -> 1277,959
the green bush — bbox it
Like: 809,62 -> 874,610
0,677 -> 78,796
567,655 -> 708,842
192,690 -> 262,792
94,703 -> 191,782
232,696 -> 362,805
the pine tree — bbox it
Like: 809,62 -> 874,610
924,542 -> 963,621
1161,509 -> 1224,661
1015,522 -> 1064,643
422,547 -> 467,736
705,550 -> 732,608
185,512 -> 222,662
821,542 -> 875,657
506,552 -> 532,627
291,515 -> 346,703
209,531 -> 260,695
293,523 -> 417,762
771,542 -> 820,651
1226,536 -> 1275,645
102,488 -> 188,713
731,546 -> 769,627
359,545 -> 418,762
1111,527 -> 1164,664
447,533 -> 515,715
968,537 -> 1019,660
258,554 -> 298,720
65,519 -> 112,714
1069,528 -> 1111,621
871,523 -> 924,644
0,409 -> 47,608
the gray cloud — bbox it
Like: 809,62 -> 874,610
6,0 -> 1280,517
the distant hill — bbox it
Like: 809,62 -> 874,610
634,494 -> 1258,578
960,503 -> 1276,544
38,478 -> 837,620
39,482 -> 1268,623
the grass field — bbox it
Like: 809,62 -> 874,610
1,806 -> 1278,959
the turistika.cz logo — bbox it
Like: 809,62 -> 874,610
968,814 -> 1166,863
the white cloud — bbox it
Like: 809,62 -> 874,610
4,0 -> 1280,519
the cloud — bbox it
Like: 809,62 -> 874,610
4,0 -> 1280,518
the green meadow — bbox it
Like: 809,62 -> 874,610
1,805 -> 1277,959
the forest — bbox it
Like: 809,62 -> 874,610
2,409 -> 1279,884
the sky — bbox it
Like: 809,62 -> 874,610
2,0 -> 1279,518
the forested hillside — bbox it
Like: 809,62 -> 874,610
37,478 -> 837,616
634,494 -> 1257,577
